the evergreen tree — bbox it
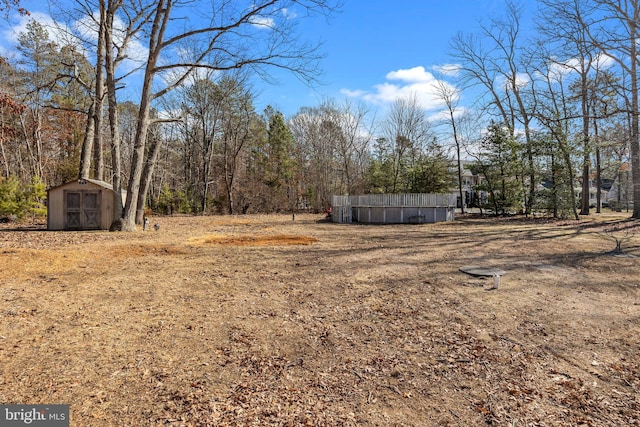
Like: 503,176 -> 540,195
365,137 -> 394,193
263,107 -> 296,212
474,123 -> 523,215
409,140 -> 455,194
16,20 -> 60,180
531,131 -> 575,218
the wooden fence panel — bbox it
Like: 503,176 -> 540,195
331,193 -> 457,224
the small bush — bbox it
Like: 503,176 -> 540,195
0,175 -> 47,221
0,176 -> 23,218
154,185 -> 196,215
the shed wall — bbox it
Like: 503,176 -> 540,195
47,181 -> 117,230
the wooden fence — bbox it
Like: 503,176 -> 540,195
332,193 -> 457,224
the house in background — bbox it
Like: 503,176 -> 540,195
47,179 -> 124,230
577,176 -> 616,209
604,163 -> 633,209
459,165 -> 486,208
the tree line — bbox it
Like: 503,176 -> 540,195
0,0 -> 639,228
449,0 -> 639,219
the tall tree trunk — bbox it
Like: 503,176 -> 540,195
586,0 -> 640,218
580,151 -> 590,214
92,22 -> 106,181
449,107 -> 465,214
92,120 -> 104,181
523,124 -> 535,215
0,140 -> 8,178
122,0 -> 170,231
105,0 -> 123,224
630,20 -> 640,218
592,105 -> 601,213
551,151 -> 558,218
226,182 -> 234,214
79,0 -> 106,181
201,136 -> 214,214
136,131 -> 163,224
579,79 -> 590,215
123,97 -> 152,230
78,101 -> 95,179
560,135 -> 580,220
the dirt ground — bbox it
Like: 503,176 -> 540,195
0,212 -> 639,426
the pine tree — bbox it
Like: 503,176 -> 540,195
474,123 -> 523,215
263,108 -> 296,212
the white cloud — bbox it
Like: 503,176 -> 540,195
249,4 -> 295,29
249,15 -> 275,29
494,72 -> 531,91
429,105 -> 468,122
546,53 -> 615,81
386,65 -> 434,83
1,11 -> 70,51
595,52 -> 615,70
1,9 -> 148,76
514,72 -> 530,88
547,57 -> 581,79
74,11 -> 148,71
281,8 -> 297,19
340,88 -> 366,97
342,65 -> 456,111
432,63 -> 461,77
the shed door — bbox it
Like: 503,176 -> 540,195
65,190 -> 101,230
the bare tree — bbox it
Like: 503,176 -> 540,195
288,100 -> 369,210
578,0 -> 640,218
113,0 -> 339,230
0,0 -> 27,19
383,94 -> 432,193
72,0 -> 107,181
289,107 -> 336,209
179,75 -> 224,213
301,99 -> 371,195
77,1 -> 103,181
167,72 -> 255,215
531,46 -> 580,219
451,1 -> 538,214
105,0 -> 154,223
65,0 -> 152,224
331,99 -> 372,195
218,77 -> 255,214
537,0 -> 605,216
433,79 -> 465,213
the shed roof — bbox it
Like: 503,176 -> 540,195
47,178 -> 116,193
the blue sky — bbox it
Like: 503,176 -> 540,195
0,0 -> 510,118
259,0 -> 505,117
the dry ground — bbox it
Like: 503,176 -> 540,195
0,213 -> 639,426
